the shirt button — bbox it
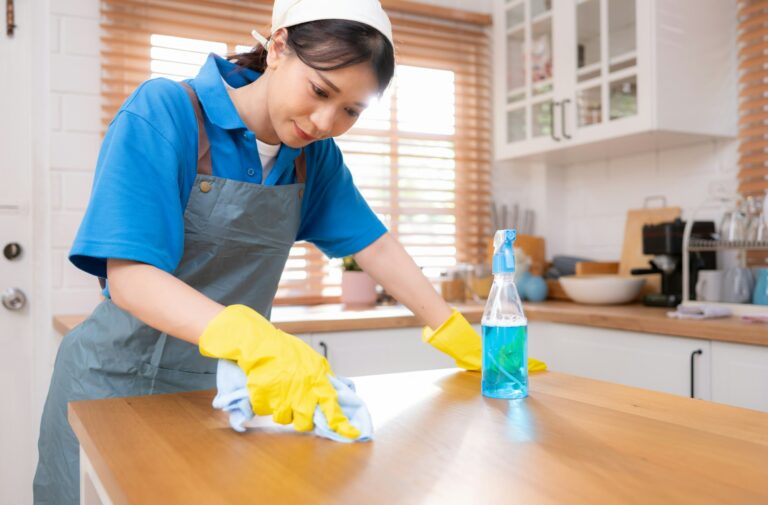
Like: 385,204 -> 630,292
200,181 -> 212,193
247,168 -> 255,177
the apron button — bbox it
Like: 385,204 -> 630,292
200,181 -> 212,193
298,188 -> 304,199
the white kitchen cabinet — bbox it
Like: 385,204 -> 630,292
528,321 -> 711,399
711,341 -> 768,412
306,327 -> 457,377
493,0 -> 736,163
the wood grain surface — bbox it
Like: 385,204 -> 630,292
54,301 -> 768,347
69,370 -> 768,505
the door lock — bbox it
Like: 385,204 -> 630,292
3,242 -> 22,260
2,287 -> 27,310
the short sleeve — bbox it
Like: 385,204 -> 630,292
297,140 -> 388,258
69,109 -> 186,278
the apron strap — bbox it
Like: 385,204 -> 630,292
295,150 -> 306,184
179,81 -> 306,184
179,82 -> 213,176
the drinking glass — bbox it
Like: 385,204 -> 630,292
719,199 -> 746,241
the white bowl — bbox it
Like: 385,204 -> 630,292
559,275 -> 645,305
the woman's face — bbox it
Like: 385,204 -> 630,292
265,31 -> 379,148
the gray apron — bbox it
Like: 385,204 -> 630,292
33,83 -> 307,505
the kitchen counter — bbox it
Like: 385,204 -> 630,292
70,369 -> 768,505
54,300 -> 768,346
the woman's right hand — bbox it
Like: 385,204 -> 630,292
198,304 -> 359,439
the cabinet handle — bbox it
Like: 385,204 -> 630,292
549,100 -> 561,142
561,98 -> 572,140
690,349 -> 703,398
318,341 -> 328,359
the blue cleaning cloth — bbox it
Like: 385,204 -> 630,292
212,359 -> 373,443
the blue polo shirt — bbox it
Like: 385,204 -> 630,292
70,54 -> 387,279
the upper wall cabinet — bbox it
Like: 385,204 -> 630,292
493,0 -> 737,163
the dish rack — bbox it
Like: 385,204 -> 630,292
682,197 -> 768,316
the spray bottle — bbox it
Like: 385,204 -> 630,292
481,229 -> 528,399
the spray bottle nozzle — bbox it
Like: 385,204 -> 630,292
492,229 -> 516,274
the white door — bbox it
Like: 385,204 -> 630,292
1,0 -> 36,503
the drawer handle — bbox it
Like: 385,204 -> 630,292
550,100 -> 561,142
690,349 -> 703,398
561,98 -> 572,140
318,341 -> 328,359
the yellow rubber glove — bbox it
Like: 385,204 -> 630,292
528,357 -> 547,373
422,309 -> 548,373
422,309 -> 482,370
199,305 -> 359,440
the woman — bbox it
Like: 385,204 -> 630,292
34,0 -> 481,502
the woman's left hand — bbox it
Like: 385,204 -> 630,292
421,309 -> 481,371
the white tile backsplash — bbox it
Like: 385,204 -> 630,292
61,16 -> 100,56
51,211 -> 84,249
50,172 -> 62,211
51,250 -> 65,290
50,131 -> 100,170
51,54 -> 100,94
52,288 -> 103,314
61,172 -> 93,210
62,94 -> 101,133
50,0 -> 99,18
50,15 -> 60,53
49,93 -> 61,131
493,138 -> 740,261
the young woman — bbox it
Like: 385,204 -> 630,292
34,1 -> 481,502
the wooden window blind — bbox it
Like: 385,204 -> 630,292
100,0 -> 492,305
739,0 -> 768,196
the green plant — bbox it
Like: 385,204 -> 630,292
342,256 -> 363,272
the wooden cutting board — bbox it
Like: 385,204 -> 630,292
486,234 -> 546,276
619,206 -> 681,293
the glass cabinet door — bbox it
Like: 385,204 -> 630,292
503,0 -> 556,145
573,0 -> 637,134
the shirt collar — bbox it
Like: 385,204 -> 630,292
190,53 -> 303,173
191,53 -> 258,130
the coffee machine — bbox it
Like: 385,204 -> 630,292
630,218 -> 716,307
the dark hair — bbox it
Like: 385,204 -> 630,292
229,19 -> 395,94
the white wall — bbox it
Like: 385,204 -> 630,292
49,0 -> 103,318
492,138 -> 739,261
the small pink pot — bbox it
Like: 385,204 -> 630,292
341,271 -> 377,307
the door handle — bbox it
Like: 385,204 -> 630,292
549,100 -> 561,141
690,349 -> 703,398
3,242 -> 22,260
2,287 -> 27,311
561,98 -> 572,140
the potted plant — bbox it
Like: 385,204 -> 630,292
341,256 -> 377,308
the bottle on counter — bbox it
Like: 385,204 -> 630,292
481,229 -> 528,399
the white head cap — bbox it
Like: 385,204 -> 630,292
252,0 -> 394,50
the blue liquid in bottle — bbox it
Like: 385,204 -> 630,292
481,324 -> 528,399
482,229 -> 528,399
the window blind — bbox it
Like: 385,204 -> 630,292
100,0 -> 492,304
739,0 -> 768,196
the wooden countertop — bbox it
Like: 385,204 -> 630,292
54,300 -> 768,346
69,369 -> 768,504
